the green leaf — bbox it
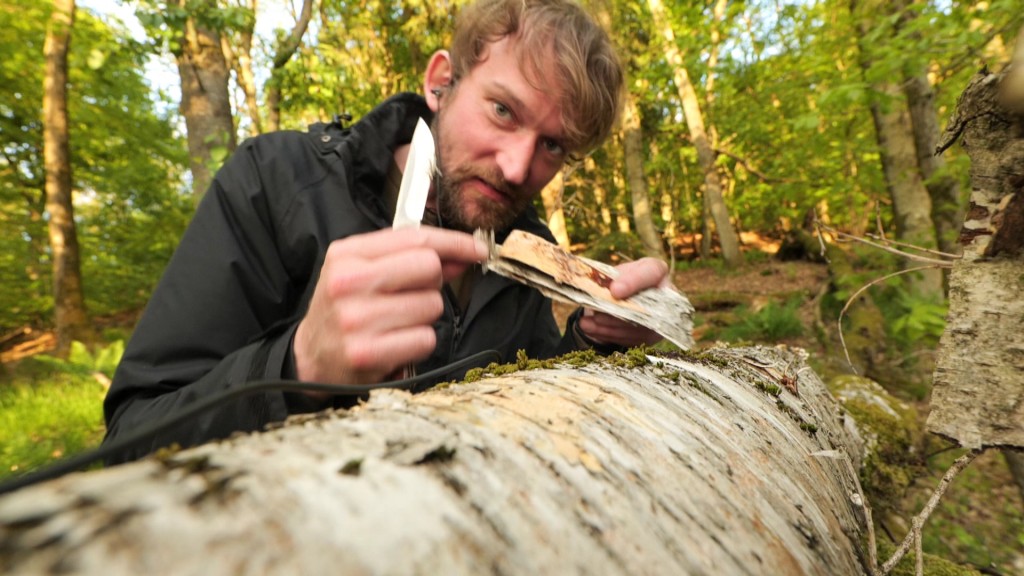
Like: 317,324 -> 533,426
86,48 -> 106,70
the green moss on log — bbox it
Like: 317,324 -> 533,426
830,375 -> 924,514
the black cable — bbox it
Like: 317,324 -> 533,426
0,350 -> 500,497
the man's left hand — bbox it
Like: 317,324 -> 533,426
576,257 -> 670,347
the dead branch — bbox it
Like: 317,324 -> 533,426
713,147 -> 791,183
817,221 -> 958,267
862,232 -> 962,261
877,448 -> 986,576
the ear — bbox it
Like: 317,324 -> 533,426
424,50 -> 453,112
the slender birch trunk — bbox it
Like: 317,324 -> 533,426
851,0 -> 943,299
929,66 -> 1024,450
622,93 -> 666,259
265,0 -> 314,132
647,0 -> 741,266
539,171 -> 571,248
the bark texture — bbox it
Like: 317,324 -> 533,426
0,348 -> 869,575
929,69 -> 1024,448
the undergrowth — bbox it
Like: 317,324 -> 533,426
0,363 -> 107,479
0,341 -> 119,479
719,298 -> 805,342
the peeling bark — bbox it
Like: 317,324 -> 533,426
0,348 -> 869,575
929,68 -> 1024,449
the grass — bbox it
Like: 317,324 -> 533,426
0,357 -> 108,480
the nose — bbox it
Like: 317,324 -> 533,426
495,133 -> 535,186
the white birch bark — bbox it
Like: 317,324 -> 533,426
0,348 -> 869,575
929,64 -> 1024,449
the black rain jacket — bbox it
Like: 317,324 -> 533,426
102,93 -> 583,463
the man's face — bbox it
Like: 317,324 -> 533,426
431,37 -> 569,232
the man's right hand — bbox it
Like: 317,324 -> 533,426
293,227 -> 488,388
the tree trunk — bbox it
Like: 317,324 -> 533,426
265,0 -> 314,132
852,0 -> 943,299
647,0 -> 741,266
928,68 -> 1024,450
622,93 -> 667,260
43,0 -> 94,355
539,171 -> 570,248
222,0 -> 261,136
903,74 -> 962,258
0,348 -> 870,575
864,92 -> 943,298
174,0 -> 236,200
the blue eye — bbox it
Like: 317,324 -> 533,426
542,138 -> 565,157
493,102 -> 512,120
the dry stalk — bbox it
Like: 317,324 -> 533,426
863,232 -> 961,261
835,265 -> 939,374
812,217 -> 959,373
819,221 -> 957,268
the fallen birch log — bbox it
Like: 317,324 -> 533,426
0,346 -> 869,575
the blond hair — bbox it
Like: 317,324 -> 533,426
449,0 -> 624,155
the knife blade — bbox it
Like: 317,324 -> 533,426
393,117 -> 435,230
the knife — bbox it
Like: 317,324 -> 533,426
393,117 -> 435,230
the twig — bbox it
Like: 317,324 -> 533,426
713,147 -> 795,184
878,448 -> 986,575
837,266 -> 940,374
0,326 -> 31,347
821,224 -> 957,267
914,516 -> 923,575
862,232 -> 962,261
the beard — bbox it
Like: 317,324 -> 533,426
432,163 -> 532,233
430,115 -> 533,233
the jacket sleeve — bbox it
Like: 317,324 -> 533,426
102,137 -> 310,464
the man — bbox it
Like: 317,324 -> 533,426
102,0 -> 670,463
